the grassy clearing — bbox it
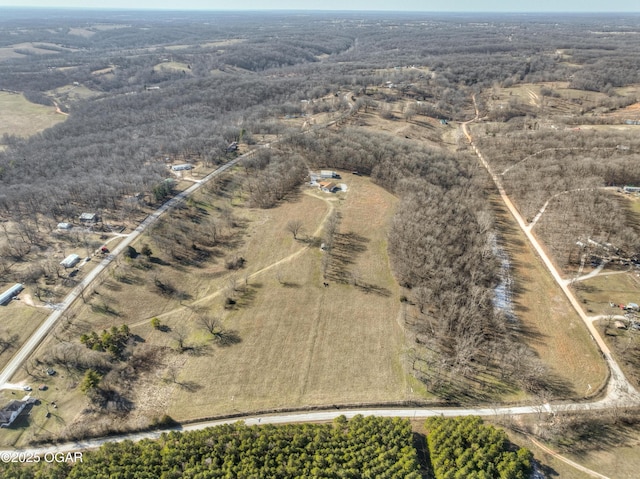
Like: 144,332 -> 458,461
0,368 -> 84,448
573,272 -> 640,316
3,173 -> 412,446
49,83 -> 100,102
165,174 -> 410,420
492,196 -> 608,399
153,61 -> 193,74
0,92 -> 66,138
562,426 -> 640,479
0,304 -> 48,371
500,410 -> 640,479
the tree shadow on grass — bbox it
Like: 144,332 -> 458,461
354,281 -> 391,297
149,257 -> 171,266
184,342 -> 212,357
215,330 -> 242,347
174,380 -> 203,392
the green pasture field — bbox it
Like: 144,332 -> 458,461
0,92 -> 66,138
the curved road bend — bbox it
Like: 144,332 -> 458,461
0,98 -> 636,479
0,153 -> 251,389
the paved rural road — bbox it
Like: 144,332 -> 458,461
0,98 -> 637,479
0,153 -> 250,390
0,397 -> 635,457
0,93 -> 357,390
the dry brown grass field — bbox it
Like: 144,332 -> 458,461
492,196 -> 608,399
3,171 -> 416,446
573,273 -> 640,316
0,92 -> 66,138
0,304 -> 48,371
147,173 -> 412,421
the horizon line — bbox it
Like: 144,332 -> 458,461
0,6 -> 639,14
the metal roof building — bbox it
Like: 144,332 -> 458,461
60,254 -> 81,269
0,283 -> 24,306
79,213 -> 98,222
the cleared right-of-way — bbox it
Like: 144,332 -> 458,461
462,103 -> 638,405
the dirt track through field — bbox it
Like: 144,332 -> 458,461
127,193 -> 336,328
463,97 -> 638,404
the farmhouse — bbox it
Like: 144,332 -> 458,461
60,254 -> 81,269
319,181 -> 340,193
171,163 -> 193,171
226,141 -> 238,152
0,398 -> 34,428
0,283 -> 24,306
79,212 -> 98,222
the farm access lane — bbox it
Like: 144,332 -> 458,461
462,102 -> 639,405
0,152 -> 252,390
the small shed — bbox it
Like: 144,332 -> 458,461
79,212 -> 98,222
0,283 -> 24,306
60,254 -> 81,269
626,302 -> 639,311
57,222 -> 72,230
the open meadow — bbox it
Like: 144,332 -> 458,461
0,92 -> 66,139
2,170 -> 415,446
491,196 -> 608,399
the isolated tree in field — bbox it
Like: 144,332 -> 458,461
198,315 -> 222,338
150,317 -> 161,330
171,326 -> 189,352
80,369 -> 102,394
286,219 -> 304,240
0,334 -> 18,355
141,244 -> 153,258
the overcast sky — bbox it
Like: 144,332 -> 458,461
0,1 -> 638,12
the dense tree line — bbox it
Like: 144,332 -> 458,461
241,148 -> 308,208
425,416 -> 532,479
282,127 -> 544,395
4,416 -> 421,478
474,125 -> 640,269
1,10 -> 639,226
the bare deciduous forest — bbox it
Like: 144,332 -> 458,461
1,9 -> 640,458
